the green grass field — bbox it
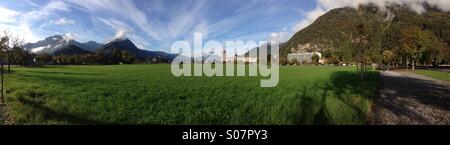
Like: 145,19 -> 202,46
4,65 -> 379,125
415,69 -> 450,83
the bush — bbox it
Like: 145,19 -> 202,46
289,59 -> 298,65
280,58 -> 288,65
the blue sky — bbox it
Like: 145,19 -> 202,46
2,0 -> 447,52
0,0 -> 320,52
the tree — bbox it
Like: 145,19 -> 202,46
418,31 -> 448,66
397,26 -> 443,70
112,49 -> 122,64
95,51 -> 106,64
121,50 -> 135,64
0,31 -> 9,102
36,53 -> 52,64
12,45 -> 26,65
382,50 -> 395,70
10,36 -> 25,66
331,54 -> 340,65
311,53 -> 320,65
2,30 -> 12,73
350,23 -> 377,79
279,57 -> 288,65
289,59 -> 298,65
81,54 -> 96,64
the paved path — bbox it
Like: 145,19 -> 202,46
0,102 -> 13,125
371,70 -> 450,125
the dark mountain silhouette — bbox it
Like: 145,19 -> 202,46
53,45 -> 93,56
98,38 -> 178,60
76,41 -> 103,52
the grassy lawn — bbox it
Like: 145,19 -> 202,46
415,69 -> 450,83
4,65 -> 379,125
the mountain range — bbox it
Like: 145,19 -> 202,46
25,35 -> 102,54
25,35 -> 178,61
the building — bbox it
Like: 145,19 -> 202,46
287,52 -> 322,63
225,56 -> 257,63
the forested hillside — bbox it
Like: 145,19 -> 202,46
282,4 -> 450,67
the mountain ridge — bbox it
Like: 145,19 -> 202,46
53,45 -> 93,56
25,35 -> 103,54
280,4 -> 450,61
25,35 -> 178,61
97,38 -> 178,61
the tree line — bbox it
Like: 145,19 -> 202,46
36,49 -> 169,65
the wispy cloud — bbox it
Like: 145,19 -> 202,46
50,17 -> 75,25
0,5 -> 19,23
24,0 -> 41,7
1,0 -> 310,51
25,1 -> 70,20
66,0 -> 158,39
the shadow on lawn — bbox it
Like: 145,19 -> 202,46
17,97 -> 105,124
371,71 -> 450,124
296,71 -> 378,124
296,81 -> 330,125
26,70 -> 104,76
15,72 -> 105,88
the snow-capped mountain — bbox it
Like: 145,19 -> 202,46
25,35 -> 102,54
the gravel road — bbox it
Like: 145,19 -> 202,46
371,70 -> 450,125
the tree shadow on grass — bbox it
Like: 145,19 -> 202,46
295,81 -> 331,125
295,71 -> 379,125
14,72 -> 105,88
329,71 -> 379,121
371,71 -> 450,124
25,71 -> 104,76
17,97 -> 105,124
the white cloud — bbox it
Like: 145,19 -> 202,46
63,33 -> 76,41
292,6 -> 326,32
0,1 -> 72,43
50,17 -> 75,25
269,27 -> 291,42
114,29 -> 128,40
97,17 -> 133,40
317,0 -> 450,13
0,5 -> 19,23
0,6 -> 39,42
